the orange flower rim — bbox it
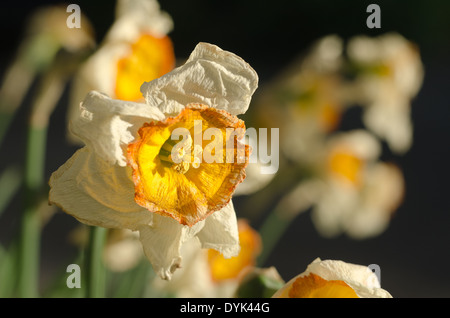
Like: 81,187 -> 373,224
127,104 -> 250,227
288,273 -> 359,298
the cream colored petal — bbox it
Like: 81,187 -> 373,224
151,238 -> 215,297
328,129 -> 381,161
138,214 -> 204,280
70,42 -> 128,101
302,34 -> 343,73
305,258 -> 392,297
347,35 -> 380,64
71,90 -> 165,166
306,258 -> 376,286
196,200 -> 240,258
344,162 -> 404,239
107,0 -> 173,43
141,42 -> 258,116
103,229 -> 143,272
344,206 -> 390,239
311,182 -> 359,238
49,147 -> 152,230
363,99 -> 413,154
67,44 -> 130,144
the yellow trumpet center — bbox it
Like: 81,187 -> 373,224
328,148 -> 364,187
115,33 -> 175,101
207,220 -> 261,282
127,104 -> 250,226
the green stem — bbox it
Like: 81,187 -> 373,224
0,165 -> 22,218
257,208 -> 292,267
0,241 -> 19,297
84,226 -> 107,298
18,126 -> 47,298
0,112 -> 14,149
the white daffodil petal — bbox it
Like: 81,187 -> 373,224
363,99 -> 413,154
141,42 -> 258,116
68,43 -> 129,110
49,147 -> 152,230
196,201 -> 240,258
306,258 -> 392,298
306,258 -> 381,289
71,90 -> 165,166
108,0 -> 173,43
138,214 -> 204,280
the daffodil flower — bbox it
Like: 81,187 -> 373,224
49,42 -> 258,280
278,130 -> 404,239
347,32 -> 424,153
68,0 -> 175,143
272,258 -> 392,298
311,130 -> 404,239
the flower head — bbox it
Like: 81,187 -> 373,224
272,258 -> 392,298
68,0 -> 175,143
311,130 -> 404,239
49,42 -> 258,280
277,130 -> 404,239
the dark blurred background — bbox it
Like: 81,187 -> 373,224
0,0 -> 449,297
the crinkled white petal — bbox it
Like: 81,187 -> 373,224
138,214 -> 205,280
150,237 -> 215,297
196,200 -> 240,258
141,42 -> 258,116
106,0 -> 173,43
71,90 -> 165,166
305,258 -> 392,298
49,147 -> 152,230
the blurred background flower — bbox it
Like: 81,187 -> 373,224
0,0 -> 449,298
67,0 -> 175,144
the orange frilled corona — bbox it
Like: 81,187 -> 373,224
127,104 -> 250,227
115,33 -> 175,102
287,273 -> 359,298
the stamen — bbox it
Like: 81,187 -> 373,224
158,133 -> 202,174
